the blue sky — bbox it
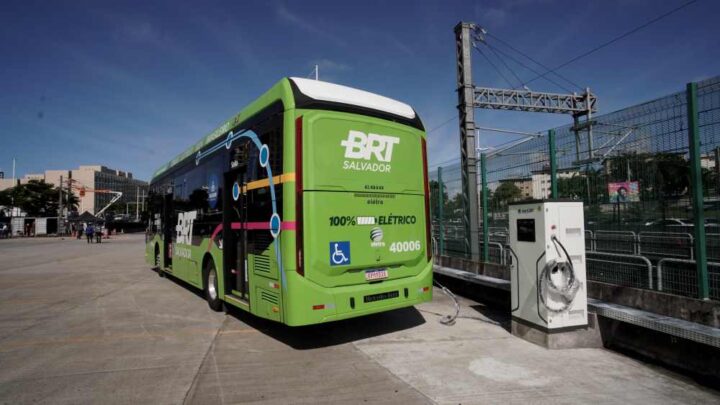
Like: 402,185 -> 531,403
1,0 -> 719,181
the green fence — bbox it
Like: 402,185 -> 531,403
430,77 -> 720,301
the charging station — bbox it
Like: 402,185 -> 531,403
508,200 -> 592,348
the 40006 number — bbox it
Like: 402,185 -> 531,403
389,240 -> 421,253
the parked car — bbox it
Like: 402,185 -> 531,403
705,218 -> 720,230
644,218 -> 692,229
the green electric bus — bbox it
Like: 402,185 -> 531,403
145,77 -> 432,326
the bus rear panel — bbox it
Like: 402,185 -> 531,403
285,109 -> 432,325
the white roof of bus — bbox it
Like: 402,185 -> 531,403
289,77 -> 416,119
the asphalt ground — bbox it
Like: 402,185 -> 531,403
0,234 -> 717,404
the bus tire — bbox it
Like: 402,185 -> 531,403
204,259 -> 222,312
155,244 -> 164,277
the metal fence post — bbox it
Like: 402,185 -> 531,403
481,153 -> 489,262
438,166 -> 445,256
686,82 -> 709,300
549,129 -> 558,199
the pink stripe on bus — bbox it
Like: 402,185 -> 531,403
207,224 -> 223,252
280,222 -> 296,230
229,221 -> 297,231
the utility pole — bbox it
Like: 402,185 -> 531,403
453,22 -> 597,263
59,175 -> 64,233
136,186 -> 140,222
455,22 -> 481,261
10,158 -> 16,217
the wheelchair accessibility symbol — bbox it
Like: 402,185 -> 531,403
330,241 -> 351,266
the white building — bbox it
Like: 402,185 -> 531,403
530,169 -> 580,199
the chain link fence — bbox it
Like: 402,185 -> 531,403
430,76 -> 720,301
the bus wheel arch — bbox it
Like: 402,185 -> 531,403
202,254 -> 222,312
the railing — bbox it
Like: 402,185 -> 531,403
439,224 -> 719,300
638,232 -> 694,260
585,230 -> 595,252
487,242 -> 505,265
593,230 -> 637,255
707,233 -> 720,262
587,251 -> 653,289
657,259 -> 720,299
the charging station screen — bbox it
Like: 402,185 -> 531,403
517,219 -> 536,242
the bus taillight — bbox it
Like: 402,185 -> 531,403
421,137 -> 432,262
295,116 -> 305,276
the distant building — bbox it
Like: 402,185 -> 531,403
0,178 -> 17,191
20,173 -> 44,183
531,168 -> 579,199
0,165 -> 148,215
498,177 -> 533,199
701,151 -> 718,170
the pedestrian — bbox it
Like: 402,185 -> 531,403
96,224 -> 103,243
0,223 -> 7,239
86,223 -> 94,244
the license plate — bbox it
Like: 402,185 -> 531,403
365,268 -> 388,281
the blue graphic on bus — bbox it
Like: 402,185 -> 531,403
232,181 -> 240,201
330,241 -> 351,266
208,174 -> 219,209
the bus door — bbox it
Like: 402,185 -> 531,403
223,167 -> 249,301
162,190 -> 173,269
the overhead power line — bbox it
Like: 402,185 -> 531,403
473,44 -> 516,89
485,44 -> 524,89
486,43 -> 575,93
426,115 -> 458,134
522,0 -> 699,87
486,33 -> 583,91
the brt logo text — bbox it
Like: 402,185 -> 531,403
176,210 -> 197,245
340,130 -> 399,173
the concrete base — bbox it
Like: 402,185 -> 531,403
512,313 -> 603,349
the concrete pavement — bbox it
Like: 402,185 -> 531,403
0,234 -> 717,404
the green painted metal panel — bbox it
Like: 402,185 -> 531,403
549,129 -> 557,199
686,82 -> 709,300
438,166 -> 444,256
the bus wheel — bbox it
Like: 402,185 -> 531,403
155,245 -> 164,277
205,260 -> 222,312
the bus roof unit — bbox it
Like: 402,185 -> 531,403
288,77 -> 416,119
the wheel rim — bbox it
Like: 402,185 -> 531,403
208,268 -> 217,300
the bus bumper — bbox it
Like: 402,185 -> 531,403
284,260 -> 433,326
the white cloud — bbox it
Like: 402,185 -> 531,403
276,4 -> 347,47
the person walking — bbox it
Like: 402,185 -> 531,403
77,223 -> 83,240
95,224 -> 103,243
86,223 -> 94,244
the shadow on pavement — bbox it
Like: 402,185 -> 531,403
226,304 -> 426,350
157,268 -> 426,349
468,304 -> 511,332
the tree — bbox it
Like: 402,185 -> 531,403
558,175 -> 586,200
606,152 -> 690,199
0,180 -> 78,217
491,182 -> 521,208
